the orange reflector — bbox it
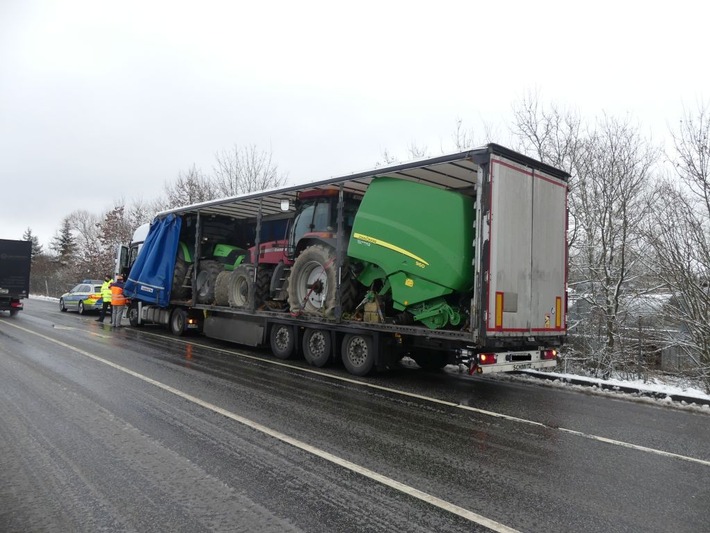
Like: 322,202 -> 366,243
495,292 -> 503,328
556,297 -> 562,328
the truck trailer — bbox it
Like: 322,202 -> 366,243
0,239 -> 32,316
120,144 -> 569,376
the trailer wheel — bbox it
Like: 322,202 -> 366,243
172,256 -> 191,299
270,323 -> 296,359
170,308 -> 186,336
9,309 -> 18,317
78,301 -> 86,315
288,245 -> 356,316
341,333 -> 375,376
59,298 -> 67,312
127,302 -> 141,327
195,260 -> 223,304
228,264 -> 255,309
302,328 -> 332,367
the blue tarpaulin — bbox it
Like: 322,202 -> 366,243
123,214 -> 181,307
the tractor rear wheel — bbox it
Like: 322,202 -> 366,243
288,245 -> 356,317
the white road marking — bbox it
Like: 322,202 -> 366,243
6,321 -> 519,533
131,329 -> 710,469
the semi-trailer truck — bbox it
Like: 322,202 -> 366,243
120,144 -> 569,376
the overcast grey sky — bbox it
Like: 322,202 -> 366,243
1,0 -> 707,248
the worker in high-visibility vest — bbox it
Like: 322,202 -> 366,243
110,275 -> 127,327
95,275 -> 113,322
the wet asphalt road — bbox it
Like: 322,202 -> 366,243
1,299 -> 709,532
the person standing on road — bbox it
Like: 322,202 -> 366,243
110,275 -> 127,328
96,275 -> 113,323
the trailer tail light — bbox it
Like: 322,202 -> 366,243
541,349 -> 557,360
11,301 -> 22,309
478,353 -> 497,365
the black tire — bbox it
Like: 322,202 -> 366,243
172,256 -> 191,299
256,266 -> 273,305
128,302 -> 141,327
170,308 -> 186,336
228,264 -> 256,309
214,270 -> 231,306
412,350 -> 448,370
195,260 -> 223,304
302,328 -> 332,367
78,301 -> 86,315
270,323 -> 296,359
9,309 -> 18,317
288,245 -> 356,317
59,298 -> 67,312
341,333 -> 375,376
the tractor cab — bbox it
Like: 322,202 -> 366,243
286,188 -> 361,260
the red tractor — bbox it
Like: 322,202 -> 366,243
228,188 -> 362,316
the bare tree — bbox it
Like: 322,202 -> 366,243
212,145 -> 287,197
163,164 -> 214,209
572,117 -> 658,377
512,94 -> 659,377
451,118 -> 476,151
67,209 -> 104,278
644,102 -> 710,390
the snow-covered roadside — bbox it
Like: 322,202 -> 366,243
31,294 -> 60,302
28,295 -> 710,410
503,370 -> 710,410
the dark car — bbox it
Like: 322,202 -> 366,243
59,280 -> 104,314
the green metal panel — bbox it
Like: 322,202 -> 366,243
348,177 -> 474,311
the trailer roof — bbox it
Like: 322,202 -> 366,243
156,143 -> 570,221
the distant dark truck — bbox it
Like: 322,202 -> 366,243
0,239 -> 32,316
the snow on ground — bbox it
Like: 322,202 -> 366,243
28,295 -> 710,410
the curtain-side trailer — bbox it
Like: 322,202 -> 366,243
121,144 -> 569,376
